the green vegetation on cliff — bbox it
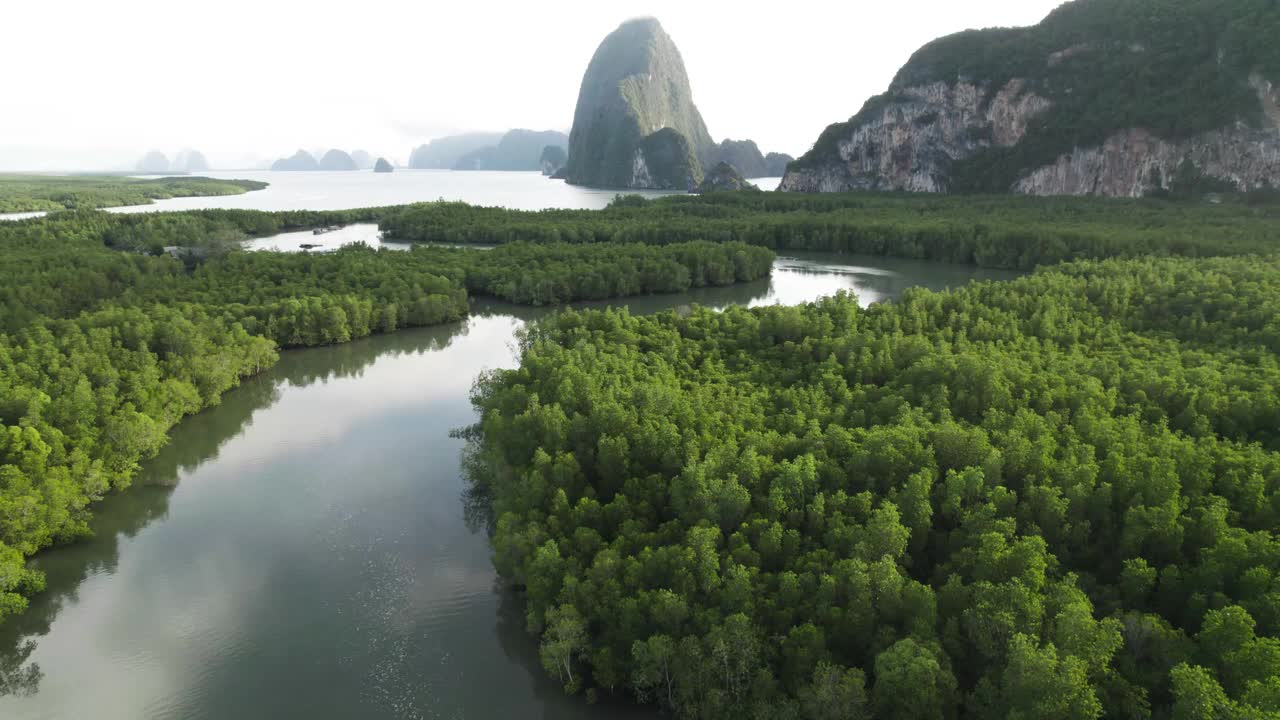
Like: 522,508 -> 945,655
565,18 -> 714,189
0,175 -> 267,214
792,0 -> 1280,192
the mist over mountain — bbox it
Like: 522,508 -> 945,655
453,130 -> 569,171
270,149 -> 320,171
408,133 -> 506,169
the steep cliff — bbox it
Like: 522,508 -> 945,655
540,145 -> 568,176
784,0 -> 1280,197
565,18 -> 715,189
712,140 -> 768,178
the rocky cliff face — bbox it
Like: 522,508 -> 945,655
781,80 -> 1050,193
783,74 -> 1280,197
1015,125 -> 1280,197
565,18 -> 714,190
695,162 -> 759,193
782,0 -> 1280,197
764,153 -> 794,177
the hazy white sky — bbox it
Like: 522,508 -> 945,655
0,0 -> 1065,171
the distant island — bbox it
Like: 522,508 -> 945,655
351,150 -> 374,170
268,148 -> 390,172
695,161 -> 759,193
563,19 -> 793,190
319,149 -> 358,171
270,150 -> 321,171
540,145 -> 567,176
135,149 -> 212,174
373,157 -> 394,173
408,133 -> 505,169
452,129 -> 569,171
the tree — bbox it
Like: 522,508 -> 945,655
540,604 -> 589,693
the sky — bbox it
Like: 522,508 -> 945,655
0,0 -> 1066,171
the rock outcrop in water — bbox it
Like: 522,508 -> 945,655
271,150 -> 321,172
540,145 -> 568,176
351,150 -> 374,170
136,151 -> 170,173
408,133 -> 505,169
373,157 -> 394,173
695,162 -> 759,193
453,129 -> 569,171
174,150 -> 210,173
782,0 -> 1280,197
319,150 -> 359,171
764,152 -> 794,177
711,140 -> 767,178
565,18 -> 715,190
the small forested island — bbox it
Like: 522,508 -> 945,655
0,174 -> 267,213
373,157 -> 394,173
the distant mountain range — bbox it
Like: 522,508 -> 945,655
408,133 -> 505,169
135,150 -> 211,173
452,130 -> 569,171
269,148 -> 392,172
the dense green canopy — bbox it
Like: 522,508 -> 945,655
0,207 -> 772,620
468,254 -> 1280,718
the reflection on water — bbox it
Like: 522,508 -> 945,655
0,253 -> 1019,719
241,224 -> 412,253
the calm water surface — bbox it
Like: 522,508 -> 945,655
110,170 -> 683,213
0,171 -> 784,222
0,253 -> 1020,719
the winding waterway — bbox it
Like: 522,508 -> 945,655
0,254 -> 1020,719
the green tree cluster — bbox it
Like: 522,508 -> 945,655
379,192 -> 1280,270
0,175 -> 267,213
0,208 -> 775,619
467,254 -> 1280,718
